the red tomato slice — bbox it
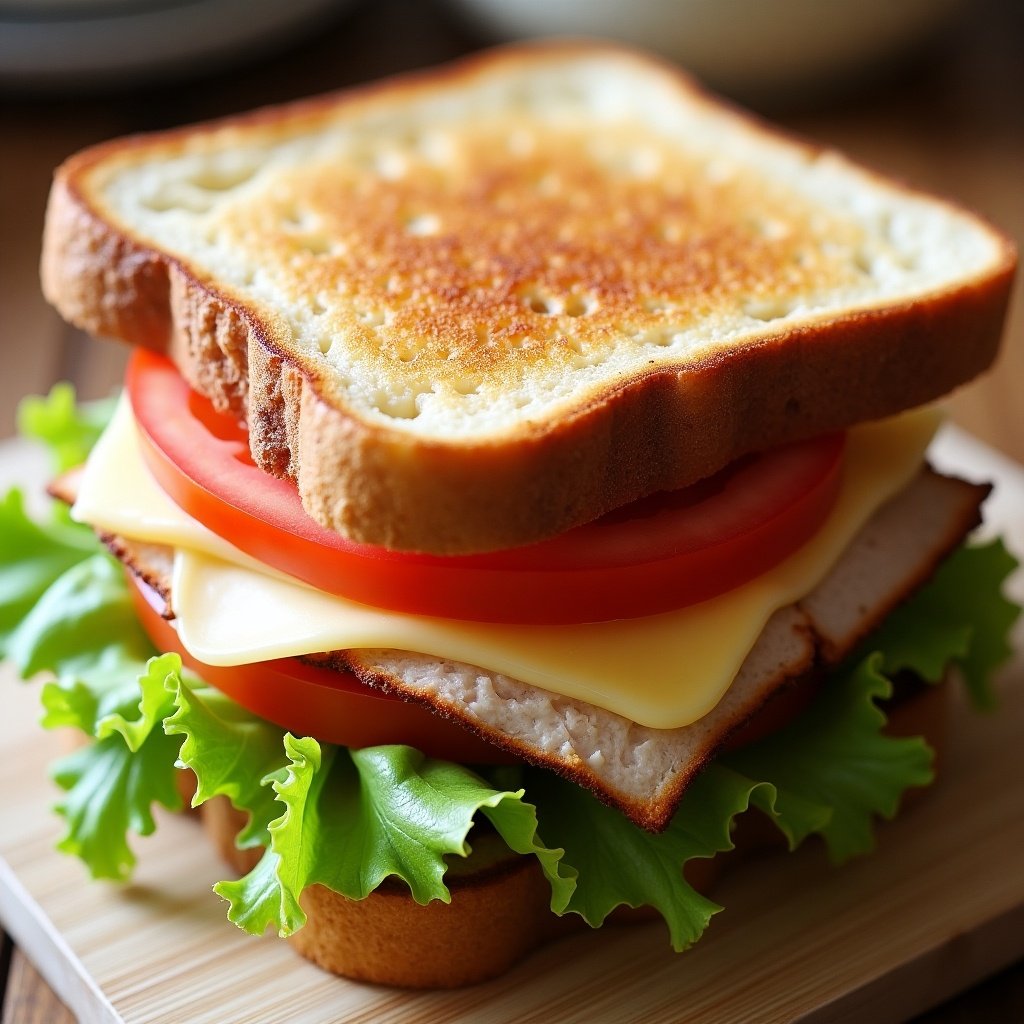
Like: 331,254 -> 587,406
129,577 -> 514,763
126,350 -> 844,624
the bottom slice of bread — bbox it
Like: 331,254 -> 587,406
197,682 -> 946,989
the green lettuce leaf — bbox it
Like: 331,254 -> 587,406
11,555 -> 152,699
0,513 -> 187,878
1,387 -> 188,878
0,489 -> 98,646
18,383 -> 117,474
165,673 -> 288,849
215,737 -> 575,937
866,539 -> 1020,709
216,849 -> 288,937
524,764 -> 803,951
522,649 -> 937,948
51,724 -> 183,881
162,667 -> 576,936
722,656 -> 934,864
97,652 -> 184,751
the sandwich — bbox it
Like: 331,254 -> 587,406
2,44 -> 1019,988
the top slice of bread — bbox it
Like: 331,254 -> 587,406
42,44 -> 1016,554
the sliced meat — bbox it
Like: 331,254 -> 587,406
344,468 -> 987,829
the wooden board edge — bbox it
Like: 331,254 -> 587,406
796,901 -> 1024,1024
0,857 -> 121,1024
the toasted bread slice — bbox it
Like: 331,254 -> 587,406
66,466 -> 986,830
42,45 -> 1014,553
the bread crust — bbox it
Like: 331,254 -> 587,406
41,45 -> 1017,553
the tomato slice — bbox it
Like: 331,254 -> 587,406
129,577 -> 514,763
127,350 -> 844,624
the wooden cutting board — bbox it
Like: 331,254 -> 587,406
1,427 -> 1023,1024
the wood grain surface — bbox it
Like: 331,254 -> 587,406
0,0 -> 1021,1019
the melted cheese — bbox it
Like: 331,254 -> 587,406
74,397 -> 939,729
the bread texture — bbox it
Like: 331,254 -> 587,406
199,683 -> 948,988
41,44 -> 1015,553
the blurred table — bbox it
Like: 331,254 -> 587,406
0,0 -> 1021,1020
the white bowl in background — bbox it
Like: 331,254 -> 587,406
444,0 -> 965,98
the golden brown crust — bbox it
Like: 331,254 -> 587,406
295,277 -> 1012,554
41,173 -> 173,352
290,863 -> 561,988
40,44 -> 1017,554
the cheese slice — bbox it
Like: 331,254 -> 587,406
74,397 -> 276,576
73,397 -> 940,729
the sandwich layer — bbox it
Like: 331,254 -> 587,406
42,44 -> 1016,552
200,797 -> 720,988
345,469 -> 983,829
68,410 -> 987,828
74,398 -> 941,730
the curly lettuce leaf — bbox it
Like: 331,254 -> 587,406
42,646 -> 186,881
51,724 -> 183,881
1,511 -> 187,877
5,553 -> 162,745
216,737 -> 574,937
97,652 -> 184,751
18,383 -> 116,474
866,539 -> 1020,709
522,649 -> 937,948
165,673 -> 289,849
41,642 -> 187,881
722,656 -> 934,864
524,763 -> 823,951
164,672 -> 576,938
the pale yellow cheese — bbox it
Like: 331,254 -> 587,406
74,397 -> 940,729
74,397 -> 276,576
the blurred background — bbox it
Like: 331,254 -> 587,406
0,0 -> 1021,1018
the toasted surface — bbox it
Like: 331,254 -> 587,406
84,467 -> 986,830
42,45 -> 1015,553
